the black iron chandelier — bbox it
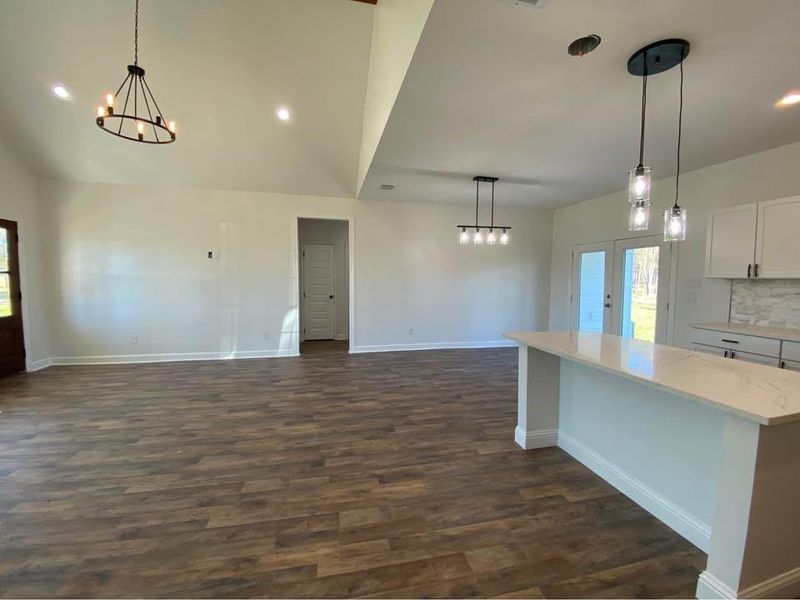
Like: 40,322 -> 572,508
457,176 -> 511,246
95,0 -> 177,144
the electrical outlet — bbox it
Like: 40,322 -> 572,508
686,293 -> 698,303
130,335 -> 138,345
686,278 -> 702,289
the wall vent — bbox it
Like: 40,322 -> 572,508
379,184 -> 395,190
502,0 -> 547,8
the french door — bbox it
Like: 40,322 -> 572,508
572,235 -> 673,344
0,219 -> 25,377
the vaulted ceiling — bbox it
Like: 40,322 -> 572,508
2,0 -> 800,207
0,0 -> 374,198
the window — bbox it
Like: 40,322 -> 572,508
0,227 -> 11,317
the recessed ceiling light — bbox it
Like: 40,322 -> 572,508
777,92 -> 800,107
276,107 -> 291,122
52,85 -> 70,99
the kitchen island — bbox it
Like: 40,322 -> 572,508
504,330 -> 800,599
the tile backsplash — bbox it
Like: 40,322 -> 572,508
730,279 -> 800,329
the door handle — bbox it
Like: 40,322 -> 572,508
604,303 -> 611,308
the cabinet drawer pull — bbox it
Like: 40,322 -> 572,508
781,361 -> 786,369
720,339 -> 739,344
724,350 -> 729,358
747,264 -> 752,278
754,263 -> 759,278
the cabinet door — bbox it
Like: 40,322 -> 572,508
692,343 -> 728,358
705,204 -> 757,278
729,350 -> 780,368
755,196 -> 800,278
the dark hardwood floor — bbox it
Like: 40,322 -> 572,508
0,348 -> 705,598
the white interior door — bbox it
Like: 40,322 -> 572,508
302,244 -> 335,340
611,235 -> 672,344
571,242 -> 613,333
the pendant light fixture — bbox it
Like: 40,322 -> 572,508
626,39 -> 689,234
457,177 -> 511,246
664,53 -> 688,241
95,0 -> 177,144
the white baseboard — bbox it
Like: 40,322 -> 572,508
740,565 -> 800,599
558,431 -> 711,552
696,571 -> 736,599
349,340 -> 515,354
50,348 -> 299,366
27,358 -> 53,372
514,426 -> 558,450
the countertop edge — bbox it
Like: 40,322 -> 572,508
504,332 -> 791,427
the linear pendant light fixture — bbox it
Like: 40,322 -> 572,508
458,176 -> 511,246
95,0 -> 177,144
626,39 -> 690,237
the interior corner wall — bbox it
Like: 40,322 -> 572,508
0,135 -> 50,370
549,140 -> 800,350
37,180 -> 552,363
298,218 -> 350,341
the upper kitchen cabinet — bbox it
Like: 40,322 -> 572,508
705,204 -> 757,278
705,196 -> 800,279
755,196 -> 800,278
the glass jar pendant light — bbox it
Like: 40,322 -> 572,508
456,177 -> 511,246
626,39 -> 690,234
95,0 -> 177,144
664,54 -> 688,241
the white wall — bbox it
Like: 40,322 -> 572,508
357,0 -> 434,193
299,218 -> 350,341
550,141 -> 800,349
39,181 -> 551,362
0,135 -> 49,370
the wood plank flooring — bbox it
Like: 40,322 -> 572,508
0,349 -> 705,598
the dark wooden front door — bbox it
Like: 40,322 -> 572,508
0,219 -> 25,377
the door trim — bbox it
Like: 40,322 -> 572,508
291,213 -> 355,355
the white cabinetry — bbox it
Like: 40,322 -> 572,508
755,197 -> 800,278
705,196 -> 800,279
691,325 -> 800,370
705,204 -> 757,278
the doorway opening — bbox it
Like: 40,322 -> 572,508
570,234 -> 677,345
298,218 -> 350,355
0,218 -> 26,377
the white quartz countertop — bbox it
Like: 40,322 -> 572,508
691,322 -> 800,343
504,331 -> 800,426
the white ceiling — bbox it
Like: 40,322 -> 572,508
0,0 -> 374,198
360,0 -> 800,207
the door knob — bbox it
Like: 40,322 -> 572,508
604,303 -> 611,308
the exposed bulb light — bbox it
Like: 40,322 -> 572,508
97,105 -> 106,118
168,121 -> 177,134
778,92 -> 800,107
136,121 -> 145,141
629,200 -> 650,231
52,85 -> 70,99
664,206 -> 687,241
629,165 -> 651,203
106,93 -> 115,108
277,107 -> 291,121
499,229 -> 510,245
457,177 -> 510,247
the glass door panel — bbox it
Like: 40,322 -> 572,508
612,236 -> 672,344
571,242 -> 613,333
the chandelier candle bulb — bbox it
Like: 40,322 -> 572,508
169,121 -> 176,134
106,93 -> 114,108
97,106 -> 106,117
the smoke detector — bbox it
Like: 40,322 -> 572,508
502,0 -> 548,8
